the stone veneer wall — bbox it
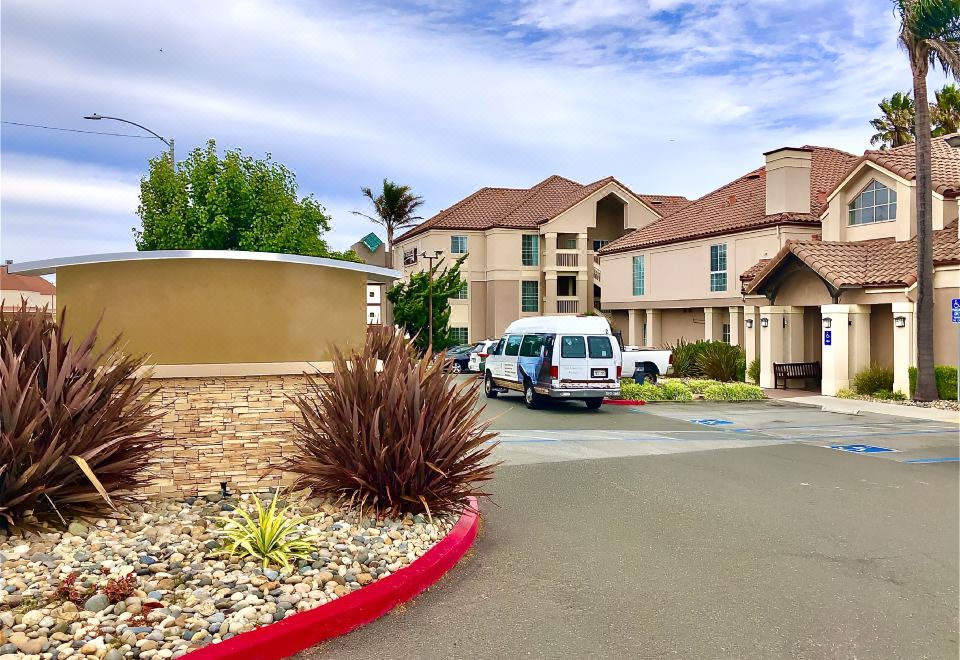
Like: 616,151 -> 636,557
144,374 -> 319,497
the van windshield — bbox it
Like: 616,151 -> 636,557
588,336 -> 613,358
560,336 -> 586,358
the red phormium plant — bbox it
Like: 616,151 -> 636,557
55,571 -> 84,605
286,327 -> 500,518
0,301 -> 162,532
102,573 -> 137,604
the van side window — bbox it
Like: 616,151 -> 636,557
492,339 -> 504,355
519,334 -> 544,357
587,336 -> 613,358
504,335 -> 523,356
560,336 -> 586,358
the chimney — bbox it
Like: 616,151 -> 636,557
763,147 -> 812,216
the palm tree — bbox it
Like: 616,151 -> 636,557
870,91 -> 916,148
932,82 -> 960,134
353,179 -> 425,267
896,0 -> 960,401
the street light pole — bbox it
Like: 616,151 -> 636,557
424,250 -> 444,354
83,114 -> 175,170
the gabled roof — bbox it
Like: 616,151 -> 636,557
394,175 -> 688,243
600,146 -> 859,255
743,220 -> 960,293
0,265 -> 56,295
853,134 -> 960,198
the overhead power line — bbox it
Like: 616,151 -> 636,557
1,120 -> 156,139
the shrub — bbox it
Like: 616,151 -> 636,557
55,571 -> 84,605
287,328 -> 499,517
0,303 -> 161,532
873,389 -> 907,401
660,380 -> 694,401
697,342 -> 744,382
836,388 -> 857,399
908,366 -> 959,401
620,381 -> 692,401
213,489 -> 315,569
668,338 -> 703,377
852,364 -> 894,396
703,383 -> 764,401
735,353 -> 747,382
747,358 -> 760,384
686,379 -> 716,394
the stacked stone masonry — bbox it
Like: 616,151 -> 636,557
145,374 -> 317,496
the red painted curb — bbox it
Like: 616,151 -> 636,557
604,399 -> 646,406
183,497 -> 480,660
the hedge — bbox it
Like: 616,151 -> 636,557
908,366 -> 959,401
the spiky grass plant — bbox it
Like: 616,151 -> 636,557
212,489 -> 315,569
696,341 -> 744,382
286,328 -> 499,519
0,302 -> 161,532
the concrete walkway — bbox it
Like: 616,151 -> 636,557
785,394 -> 960,424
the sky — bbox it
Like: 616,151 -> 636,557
0,0 -> 948,263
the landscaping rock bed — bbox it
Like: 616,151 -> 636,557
836,392 -> 960,411
0,495 -> 454,659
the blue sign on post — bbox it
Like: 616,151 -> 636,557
952,298 -> 960,324
824,330 -> 832,346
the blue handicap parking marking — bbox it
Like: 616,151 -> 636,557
829,443 -> 899,453
903,457 -> 960,464
690,419 -> 734,426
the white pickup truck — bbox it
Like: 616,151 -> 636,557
619,345 -> 673,383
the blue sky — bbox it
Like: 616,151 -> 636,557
0,0 -> 944,262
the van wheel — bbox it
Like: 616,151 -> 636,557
584,398 -> 603,410
484,373 -> 498,398
524,380 -> 542,410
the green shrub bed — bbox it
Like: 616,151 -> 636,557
617,378 -> 764,402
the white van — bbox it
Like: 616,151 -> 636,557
484,315 -> 621,409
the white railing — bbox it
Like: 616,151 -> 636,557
555,250 -> 579,268
556,297 -> 580,314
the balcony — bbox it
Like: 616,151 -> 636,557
556,296 -> 580,314
555,249 -> 579,268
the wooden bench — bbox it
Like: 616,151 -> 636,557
773,361 -> 821,389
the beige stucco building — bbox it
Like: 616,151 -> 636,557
1,262 -> 56,312
601,136 -> 960,396
391,175 -> 689,342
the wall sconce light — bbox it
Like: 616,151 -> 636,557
782,318 -> 788,328
760,317 -> 769,328
745,318 -> 754,329
894,315 -> 906,328
822,317 -> 832,329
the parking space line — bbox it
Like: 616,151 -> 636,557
902,457 -> 960,464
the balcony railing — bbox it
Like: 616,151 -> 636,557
556,297 -> 580,314
555,249 -> 579,268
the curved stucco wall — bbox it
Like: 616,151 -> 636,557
56,258 -> 367,365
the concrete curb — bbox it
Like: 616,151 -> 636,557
182,497 -> 480,660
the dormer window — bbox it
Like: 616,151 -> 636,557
849,180 -> 897,225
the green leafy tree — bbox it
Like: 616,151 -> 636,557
352,179 -> 425,266
870,91 -> 916,148
135,140 -> 358,261
387,254 -> 467,354
932,82 -> 960,133
895,0 -> 960,401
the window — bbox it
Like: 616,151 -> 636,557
521,280 -> 539,312
491,338 -> 504,355
849,180 -> 897,225
522,235 -> 540,266
369,290 -> 375,298
450,327 -> 468,344
722,323 -> 731,344
632,255 -> 645,296
592,239 -> 609,252
403,248 -> 418,266
451,235 -> 468,254
710,243 -> 727,292
560,336 -> 586,358
504,335 -> 523,356
453,282 -> 468,299
642,323 -> 647,346
587,336 -> 613,358
519,334 -> 545,357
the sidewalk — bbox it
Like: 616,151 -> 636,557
783,394 -> 960,424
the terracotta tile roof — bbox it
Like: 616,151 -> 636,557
394,175 -> 688,243
744,220 -> 960,293
739,258 -> 770,284
601,146 -> 859,254
858,134 -> 960,198
0,265 -> 56,295
633,194 -> 692,217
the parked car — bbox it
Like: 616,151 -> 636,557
620,345 -> 673,383
442,344 -> 475,374
484,316 -> 621,409
468,339 -> 497,373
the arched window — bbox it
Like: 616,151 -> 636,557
849,180 -> 897,225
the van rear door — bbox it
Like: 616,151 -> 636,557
557,335 -> 618,387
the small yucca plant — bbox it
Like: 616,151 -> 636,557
212,489 -> 316,569
696,341 -> 744,382
286,328 -> 499,519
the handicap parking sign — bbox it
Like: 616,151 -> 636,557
829,444 -> 898,453
691,419 -> 733,426
952,298 -> 960,324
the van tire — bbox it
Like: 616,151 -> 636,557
524,380 -> 542,410
584,397 -> 603,410
484,373 -> 498,398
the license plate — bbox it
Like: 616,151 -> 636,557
591,368 -> 607,378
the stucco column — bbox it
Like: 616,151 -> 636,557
743,306 -> 760,382
820,304 -> 871,396
758,306 -> 787,389
647,309 -> 662,347
627,309 -> 641,346
784,306 -> 805,362
576,233 -> 589,313
892,302 -> 915,395
728,306 -> 743,347
703,307 -> 722,341
848,305 -> 872,381
544,233 -> 557,315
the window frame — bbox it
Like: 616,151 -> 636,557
521,234 -> 540,266
453,281 -> 468,300
521,280 -> 539,313
848,179 -> 897,226
592,239 -> 609,252
632,255 -> 645,296
450,235 -> 468,254
587,336 -> 613,359
519,334 -> 545,358
504,335 -> 523,356
560,335 -> 587,358
450,327 -> 469,344
722,323 -> 731,344
709,243 -> 727,293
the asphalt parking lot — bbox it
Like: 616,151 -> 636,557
301,384 -> 959,660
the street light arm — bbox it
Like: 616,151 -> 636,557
84,114 -> 170,147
